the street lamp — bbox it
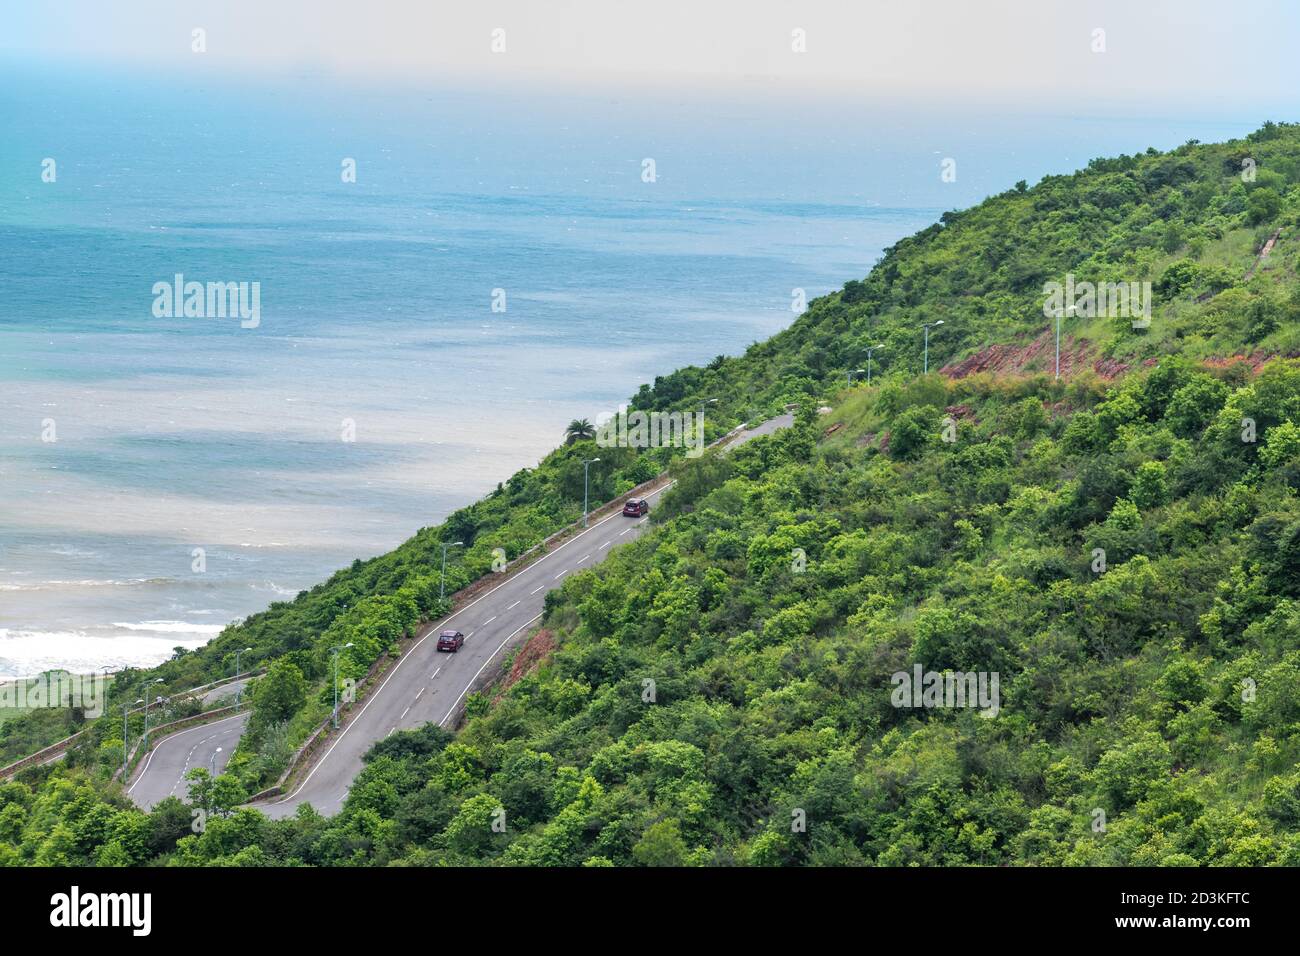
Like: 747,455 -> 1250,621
582,458 -> 600,527
141,678 -> 164,746
847,368 -> 866,386
210,746 -> 223,777
922,320 -> 944,374
1053,304 -> 1076,380
235,646 -> 253,703
331,642 -> 355,729
865,344 -> 885,385
123,698 -> 144,775
440,540 -> 464,600
143,695 -> 165,746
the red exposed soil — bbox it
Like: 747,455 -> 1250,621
940,331 -> 1278,384
1203,352 -> 1275,374
491,627 -> 557,702
941,330 -> 1095,380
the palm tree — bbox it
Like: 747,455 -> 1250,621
564,419 -> 596,445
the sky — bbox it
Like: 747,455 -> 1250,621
4,0 -> 1299,117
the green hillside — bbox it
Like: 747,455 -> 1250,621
5,124 -> 1300,866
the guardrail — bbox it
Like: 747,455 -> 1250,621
169,669 -> 263,703
0,669 -> 263,781
0,728 -> 93,780
115,704 -> 248,784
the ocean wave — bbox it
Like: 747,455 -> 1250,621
110,620 -> 226,635
48,546 -> 97,558
0,628 -> 211,680
251,580 -> 298,597
0,577 -> 176,592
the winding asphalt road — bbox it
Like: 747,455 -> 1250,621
125,711 -> 246,809
126,415 -> 791,816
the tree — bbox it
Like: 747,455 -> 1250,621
564,419 -> 596,444
888,405 -> 938,460
252,659 -> 307,726
1130,461 -> 1168,510
1165,376 -> 1228,437
1247,187 -> 1281,225
632,818 -> 689,866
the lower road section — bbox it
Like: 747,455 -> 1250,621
126,712 -> 247,810
125,415 -> 789,816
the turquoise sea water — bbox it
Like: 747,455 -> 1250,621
0,62 -> 1262,676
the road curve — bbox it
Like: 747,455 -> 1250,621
116,416 -> 789,818
253,414 -> 789,818
126,712 -> 248,810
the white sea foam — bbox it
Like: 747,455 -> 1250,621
0,627 -> 210,680
252,581 -> 298,597
0,578 -> 172,592
110,621 -> 226,635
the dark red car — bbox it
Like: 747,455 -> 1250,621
622,498 -> 649,517
436,629 -> 465,652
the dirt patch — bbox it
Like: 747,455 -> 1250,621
492,628 -> 558,702
1093,357 -> 1130,380
941,330 -> 1095,380
1203,352 -> 1275,374
942,331 -> 1281,384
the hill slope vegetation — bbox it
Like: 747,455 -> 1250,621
5,124 -> 1300,866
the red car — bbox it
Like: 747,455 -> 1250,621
622,497 -> 649,517
436,629 -> 465,652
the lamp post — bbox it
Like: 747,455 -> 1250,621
439,541 -> 464,600
865,344 -> 885,385
582,458 -> 600,527
847,368 -> 866,387
210,746 -> 223,777
331,642 -> 355,729
922,320 -> 944,374
235,646 -> 252,703
141,678 -> 164,746
144,695 -> 165,746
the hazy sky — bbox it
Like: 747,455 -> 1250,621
5,0 -> 1298,115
